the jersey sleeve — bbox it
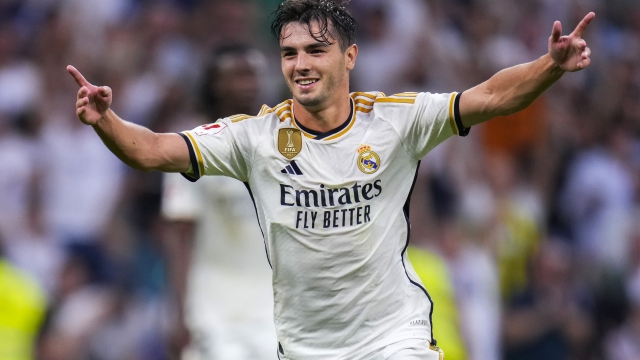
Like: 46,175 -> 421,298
386,91 -> 469,160
179,118 -> 253,182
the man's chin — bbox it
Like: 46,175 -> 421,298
294,94 -> 325,108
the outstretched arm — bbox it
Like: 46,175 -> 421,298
67,65 -> 190,172
459,12 -> 595,128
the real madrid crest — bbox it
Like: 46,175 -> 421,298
278,128 -> 302,159
357,145 -> 381,174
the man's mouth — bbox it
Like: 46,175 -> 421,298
296,79 -> 318,85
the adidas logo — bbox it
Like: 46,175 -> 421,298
281,160 -> 303,175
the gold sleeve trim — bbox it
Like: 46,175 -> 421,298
375,98 -> 416,104
448,92 -> 458,136
184,132 -> 205,177
231,115 -> 254,123
351,91 -> 378,100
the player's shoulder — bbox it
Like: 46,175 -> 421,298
185,101 -> 292,139
375,92 -> 420,105
353,91 -> 458,117
350,92 -> 422,123
351,91 -> 422,110
223,99 -> 294,126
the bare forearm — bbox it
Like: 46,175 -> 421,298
161,220 -> 195,353
487,54 -> 564,115
92,109 -> 188,172
162,221 -> 195,317
461,54 -> 564,127
67,65 -> 189,172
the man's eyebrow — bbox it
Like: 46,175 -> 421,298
280,46 -> 297,52
305,42 -> 330,50
280,42 -> 330,52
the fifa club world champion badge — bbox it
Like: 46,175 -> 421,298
357,145 -> 381,174
278,128 -> 302,159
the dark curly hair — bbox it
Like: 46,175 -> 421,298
270,0 -> 357,52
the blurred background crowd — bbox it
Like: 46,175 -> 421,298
0,0 -> 639,359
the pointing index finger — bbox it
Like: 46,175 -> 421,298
66,65 -> 91,87
572,12 -> 595,38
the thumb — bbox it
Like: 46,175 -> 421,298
551,21 -> 562,42
98,86 -> 112,98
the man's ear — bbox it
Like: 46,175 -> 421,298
345,44 -> 358,71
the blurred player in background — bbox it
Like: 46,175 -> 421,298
0,240 -> 47,360
67,0 -> 595,358
161,45 -> 276,360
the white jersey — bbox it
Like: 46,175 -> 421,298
162,173 -> 276,359
180,91 -> 468,359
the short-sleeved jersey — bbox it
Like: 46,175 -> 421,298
180,91 -> 468,359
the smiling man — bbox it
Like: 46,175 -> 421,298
67,0 -> 595,359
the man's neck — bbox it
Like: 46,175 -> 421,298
292,96 -> 352,133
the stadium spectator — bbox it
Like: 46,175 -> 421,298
605,229 -> 640,359
559,124 -> 636,272
503,240 -> 595,360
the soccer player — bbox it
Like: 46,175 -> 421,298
161,45 -> 277,360
67,1 -> 595,358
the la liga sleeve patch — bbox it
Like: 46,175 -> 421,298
194,122 -> 228,136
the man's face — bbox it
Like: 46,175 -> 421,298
279,21 -> 357,109
215,56 -> 261,114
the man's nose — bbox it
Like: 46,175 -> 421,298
294,53 -> 311,72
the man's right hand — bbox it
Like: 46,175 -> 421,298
67,65 -> 113,125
